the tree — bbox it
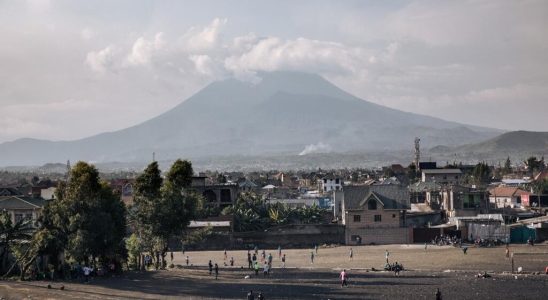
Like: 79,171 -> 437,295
0,211 -> 33,275
524,156 -> 545,175
38,162 -> 127,273
503,156 -> 512,175
471,162 -> 492,185
133,159 -> 201,269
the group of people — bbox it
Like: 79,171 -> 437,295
431,234 -> 461,246
246,248 -> 280,277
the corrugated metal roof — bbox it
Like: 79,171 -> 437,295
343,185 -> 410,210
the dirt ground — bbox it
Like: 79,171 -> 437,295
1,244 -> 547,299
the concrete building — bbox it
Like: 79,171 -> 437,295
319,177 -> 343,193
489,186 -> 530,209
191,176 -> 238,208
421,169 -> 462,185
340,185 -> 411,245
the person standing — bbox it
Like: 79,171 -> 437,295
278,245 -> 282,258
252,253 -> 257,267
247,290 -> 255,300
186,256 -> 190,266
224,249 -> 227,261
263,261 -> 269,277
281,254 -> 286,268
424,243 -> 428,252
170,251 -> 174,262
257,292 -> 265,300
248,251 -> 252,269
214,263 -> 219,280
254,261 -> 260,276
314,244 -> 318,254
349,248 -> 353,261
230,256 -> 234,267
340,269 -> 348,287
505,246 -> 510,258
267,253 -> 273,268
83,265 -> 93,283
385,250 -> 390,263
208,260 -> 213,275
310,251 -> 315,264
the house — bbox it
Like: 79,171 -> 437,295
319,177 -> 343,193
421,169 -> 462,185
40,187 -> 57,200
489,186 -> 530,209
191,176 -> 239,208
0,196 -> 46,226
440,185 -> 488,218
340,185 -> 411,244
238,179 -> 258,193
0,187 -> 23,196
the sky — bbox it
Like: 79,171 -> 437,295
1,0 -> 547,143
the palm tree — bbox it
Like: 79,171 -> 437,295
0,210 -> 34,274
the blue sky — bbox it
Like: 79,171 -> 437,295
0,0 -> 547,142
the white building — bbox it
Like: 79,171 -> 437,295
421,169 -> 462,185
319,177 -> 343,193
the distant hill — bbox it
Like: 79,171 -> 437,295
0,71 -> 501,167
429,131 -> 548,161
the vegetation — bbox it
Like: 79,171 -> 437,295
225,192 -> 327,232
132,159 -> 202,269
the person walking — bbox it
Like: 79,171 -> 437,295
267,253 -> 273,268
224,249 -> 227,261
424,243 -> 428,252
385,250 -> 390,264
340,269 -> 348,287
214,263 -> 219,280
230,256 -> 234,267
208,260 -> 213,275
349,248 -> 353,261
252,253 -> 257,266
314,244 -> 318,254
310,251 -> 315,264
281,254 -> 286,268
278,245 -> 282,258
186,256 -> 190,266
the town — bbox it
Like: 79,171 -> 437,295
0,140 -> 547,299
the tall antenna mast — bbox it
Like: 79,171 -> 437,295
414,137 -> 421,171
152,152 -> 156,162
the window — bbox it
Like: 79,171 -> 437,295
15,213 -> 23,223
374,215 -> 382,222
392,214 -> 396,218
335,179 -> 340,184
353,215 -> 361,222
324,179 -> 327,183
368,199 -> 377,210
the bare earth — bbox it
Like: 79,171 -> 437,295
1,244 -> 547,299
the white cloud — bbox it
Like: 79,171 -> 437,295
127,32 -> 165,66
183,18 -> 227,52
85,46 -> 116,73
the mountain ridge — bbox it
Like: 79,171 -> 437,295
0,71 -> 502,166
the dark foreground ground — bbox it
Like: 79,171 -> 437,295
1,244 -> 547,299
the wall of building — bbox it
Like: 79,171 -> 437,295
345,227 -> 411,245
345,209 -> 402,228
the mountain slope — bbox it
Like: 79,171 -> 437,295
439,131 -> 548,154
0,71 -> 501,166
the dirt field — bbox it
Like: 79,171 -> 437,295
1,244 -> 547,299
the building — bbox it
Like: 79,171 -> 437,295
440,185 -> 488,218
340,185 -> 410,244
421,169 -> 462,185
319,177 -> 343,193
489,186 -> 530,209
191,176 -> 238,208
0,196 -> 46,226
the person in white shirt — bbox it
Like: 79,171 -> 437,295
83,266 -> 93,283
